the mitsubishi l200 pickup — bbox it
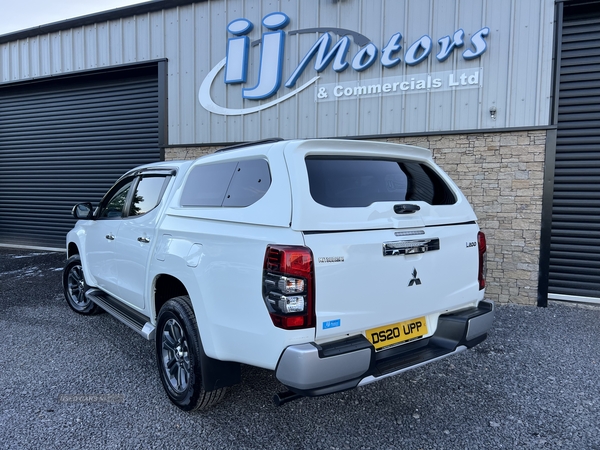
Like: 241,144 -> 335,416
64,139 -> 494,410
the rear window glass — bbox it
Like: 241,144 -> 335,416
181,159 -> 271,207
305,157 -> 456,207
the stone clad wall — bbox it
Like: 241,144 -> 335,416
165,129 -> 547,305
166,147 -> 221,159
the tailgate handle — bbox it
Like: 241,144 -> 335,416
394,204 -> 420,214
383,238 -> 440,256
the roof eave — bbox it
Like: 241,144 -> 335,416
0,0 -> 206,44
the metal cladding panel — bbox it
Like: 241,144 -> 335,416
549,4 -> 600,301
0,68 -> 160,249
0,0 -> 554,144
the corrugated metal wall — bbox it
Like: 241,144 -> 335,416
0,0 -> 555,145
0,66 -> 161,249
547,2 -> 600,302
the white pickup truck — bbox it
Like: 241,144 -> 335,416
63,138 -> 494,411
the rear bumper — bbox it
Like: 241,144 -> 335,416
275,300 -> 494,396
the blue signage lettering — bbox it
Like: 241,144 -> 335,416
381,32 -> 403,68
285,33 -> 351,88
437,29 -> 465,62
352,42 -> 378,72
405,35 -> 432,66
240,12 -> 289,100
463,27 -> 490,60
199,12 -> 490,115
224,19 -> 253,84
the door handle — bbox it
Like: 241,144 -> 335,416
105,234 -> 115,241
137,237 -> 150,243
394,204 -> 420,214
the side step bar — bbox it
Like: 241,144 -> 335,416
86,289 -> 155,340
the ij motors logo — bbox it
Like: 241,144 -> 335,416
198,12 -> 489,116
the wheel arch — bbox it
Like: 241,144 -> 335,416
153,274 -> 189,321
153,282 -> 242,393
67,242 -> 79,259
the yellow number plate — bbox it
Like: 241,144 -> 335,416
366,316 -> 428,350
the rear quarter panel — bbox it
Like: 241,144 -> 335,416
151,146 -> 313,369
151,218 -> 315,369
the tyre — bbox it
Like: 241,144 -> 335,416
62,255 -> 101,315
156,296 -> 227,411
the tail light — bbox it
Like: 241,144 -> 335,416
478,231 -> 487,290
262,245 -> 315,330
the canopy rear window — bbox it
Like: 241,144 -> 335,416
305,156 -> 456,207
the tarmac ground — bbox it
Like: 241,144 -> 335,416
0,247 -> 599,449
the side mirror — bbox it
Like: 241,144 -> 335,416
72,202 -> 94,220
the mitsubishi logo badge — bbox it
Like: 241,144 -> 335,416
408,268 -> 421,287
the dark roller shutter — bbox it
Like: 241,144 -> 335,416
0,65 -> 162,249
549,3 -> 600,301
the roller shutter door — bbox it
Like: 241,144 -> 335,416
0,66 -> 161,249
549,3 -> 600,302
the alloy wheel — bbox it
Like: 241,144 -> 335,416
161,318 -> 191,393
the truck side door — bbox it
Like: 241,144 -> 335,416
114,174 -> 171,311
84,177 -> 134,296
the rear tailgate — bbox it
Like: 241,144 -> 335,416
282,139 -> 484,344
304,223 -> 483,340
